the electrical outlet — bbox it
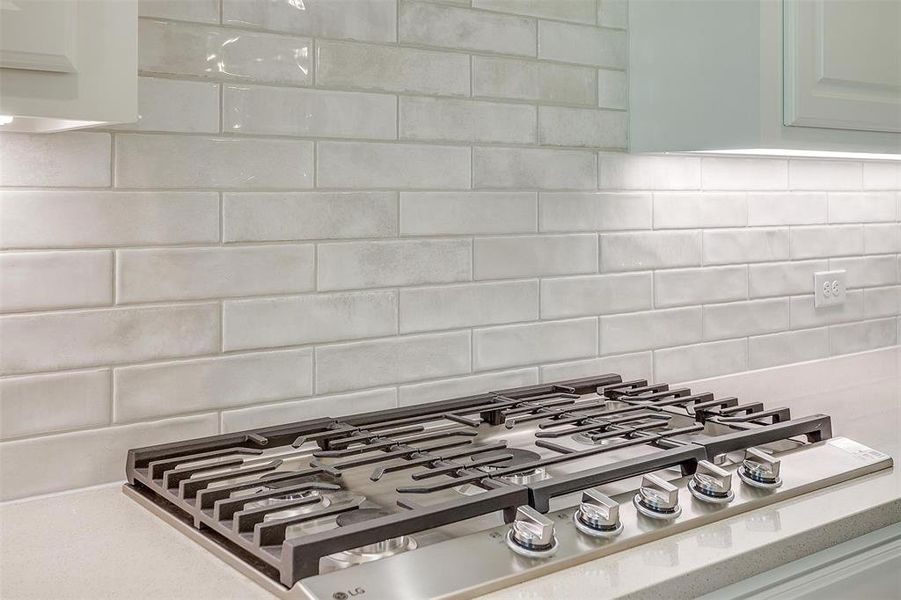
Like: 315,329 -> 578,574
814,270 -> 847,308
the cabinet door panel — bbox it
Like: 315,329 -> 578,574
784,0 -> 901,133
0,1 -> 78,73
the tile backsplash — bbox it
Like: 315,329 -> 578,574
0,0 -> 899,500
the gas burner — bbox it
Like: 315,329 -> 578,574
455,448 -> 549,495
335,508 -> 391,527
244,485 -> 330,521
328,508 -> 417,569
572,432 -> 616,446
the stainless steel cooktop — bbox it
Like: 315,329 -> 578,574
123,373 -> 893,599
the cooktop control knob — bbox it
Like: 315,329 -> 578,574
506,506 -> 559,558
573,488 -> 623,538
738,447 -> 782,489
688,460 -> 734,504
633,474 -> 682,520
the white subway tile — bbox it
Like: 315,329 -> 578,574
139,20 -> 312,85
600,307 -> 701,355
653,192 -> 747,229
224,85 -> 396,139
829,255 -> 898,288
864,224 -> 901,254
117,245 -> 315,303
0,304 -> 219,375
315,331 -> 471,393
702,298 -> 789,340
112,77 -> 219,133
399,368 -> 539,406
538,106 -> 627,148
701,157 -> 788,190
224,291 -> 398,351
789,160 -> 862,190
472,56 -> 596,105
114,349 -> 312,422
400,97 -> 535,144
0,414 -> 217,500
540,273 -> 653,319
0,132 -> 110,187
829,318 -> 897,355
864,286 -> 900,318
0,369 -> 110,440
115,134 -> 313,189
749,260 -> 828,298
597,0 -> 628,28
654,338 -> 748,383
597,69 -> 627,109
139,0 -> 219,23
222,0 -> 396,42
474,234 -> 598,280
224,192 -> 397,242
401,192 -> 537,235
222,388 -> 398,432
0,191 -> 219,249
538,21 -> 625,68
473,147 -> 596,189
540,192 -> 651,232
473,318 -> 597,371
0,251 -> 112,313
828,192 -> 897,223
599,153 -> 701,190
749,328 -> 829,370
790,292 -> 864,329
747,192 -> 827,225
399,1 -> 536,56
317,41 -> 469,95
539,352 -> 653,383
601,230 -> 701,272
790,225 -> 864,259
473,0 -> 596,24
318,239 -> 471,291
863,161 -> 901,190
702,228 -> 790,265
400,280 -> 538,333
654,266 -> 748,308
317,142 -> 471,189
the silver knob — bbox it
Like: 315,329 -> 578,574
738,447 -> 782,489
688,460 -> 734,504
506,506 -> 558,558
573,488 -> 623,538
633,474 -> 681,520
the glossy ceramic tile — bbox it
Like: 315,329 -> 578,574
0,191 -> 219,249
399,1 -> 536,56
139,19 -> 312,84
223,290 -> 398,351
0,251 -> 113,313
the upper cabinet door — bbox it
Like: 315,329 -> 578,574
784,0 -> 901,133
0,1 -> 78,73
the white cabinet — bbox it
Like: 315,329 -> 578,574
0,0 -> 137,133
629,0 -> 901,157
784,0 -> 901,133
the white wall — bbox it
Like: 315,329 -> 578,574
0,0 -> 898,500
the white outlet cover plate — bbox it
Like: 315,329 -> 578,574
814,270 -> 847,308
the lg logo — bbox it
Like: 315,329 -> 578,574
332,588 -> 365,600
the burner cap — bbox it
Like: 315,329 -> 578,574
260,472 -> 334,490
476,448 -> 541,470
336,508 -> 391,527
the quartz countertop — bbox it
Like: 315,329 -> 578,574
2,348 -> 899,600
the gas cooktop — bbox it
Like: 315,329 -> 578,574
123,373 -> 892,599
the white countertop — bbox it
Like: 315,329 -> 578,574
2,348 -> 899,600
